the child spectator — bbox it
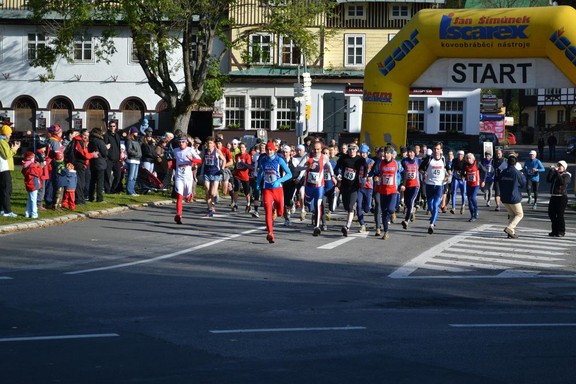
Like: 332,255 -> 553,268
51,151 -> 68,210
21,151 -> 43,219
62,162 -> 77,211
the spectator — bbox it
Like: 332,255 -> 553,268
154,133 -> 173,187
499,155 -> 526,239
35,143 -> 51,211
537,135 -> 545,160
140,128 -> 156,173
88,127 -> 109,202
125,127 -> 142,196
62,162 -> 77,211
0,125 -> 21,217
547,133 -> 557,160
72,129 -> 99,205
546,160 -> 571,237
44,124 -> 63,207
21,151 -> 43,219
51,151 -> 68,210
104,121 -> 122,193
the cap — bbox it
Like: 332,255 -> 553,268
274,138 -> 281,144
266,140 -> 276,151
348,145 -> 359,151
1,125 -> 12,135
194,137 -> 202,144
129,126 -> 139,134
529,150 -> 537,156
141,118 -> 149,126
164,132 -> 174,140
145,127 -> 153,133
232,139 -> 239,145
23,151 -> 35,162
282,145 -> 291,152
558,160 -> 568,169
215,137 -> 223,143
359,144 -> 370,153
457,150 -> 465,155
296,144 -> 305,151
48,124 -> 61,134
426,148 -> 433,156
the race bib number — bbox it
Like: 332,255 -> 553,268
467,173 -> 476,182
343,167 -> 356,181
324,172 -> 331,181
380,175 -> 394,186
204,156 -> 215,166
406,171 -> 417,180
307,172 -> 320,184
264,171 -> 277,184
178,167 -> 187,175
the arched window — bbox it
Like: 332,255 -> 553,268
49,98 -> 73,130
86,98 -> 108,130
14,97 -> 37,132
121,99 -> 145,130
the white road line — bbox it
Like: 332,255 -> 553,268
442,248 -> 565,261
0,277 -> 12,280
411,263 -> 472,273
209,326 -> 366,334
0,333 -> 119,343
449,323 -> 576,328
317,232 -> 369,250
437,253 -> 564,269
66,226 -> 266,275
459,238 -> 572,251
451,244 -> 566,256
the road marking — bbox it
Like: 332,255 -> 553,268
449,323 -> 576,328
66,226 -> 266,275
0,277 -> 12,280
317,232 -> 369,250
389,224 -> 576,279
0,333 -> 119,343
209,326 -> 366,334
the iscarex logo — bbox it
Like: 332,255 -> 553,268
377,29 -> 419,77
439,13 -> 529,40
550,27 -> 576,67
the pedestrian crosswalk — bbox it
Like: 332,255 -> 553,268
389,224 -> 576,279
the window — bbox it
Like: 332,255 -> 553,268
249,33 -> 273,65
225,96 -> 245,129
439,100 -> 464,132
345,34 -> 365,67
276,97 -> 296,130
407,100 -> 424,132
130,36 -> 153,64
346,4 -> 365,20
28,33 -> 46,61
557,109 -> 565,123
545,88 -> 561,95
279,37 -> 301,66
250,96 -> 271,129
73,36 -> 93,62
524,89 -> 538,96
389,4 -> 410,20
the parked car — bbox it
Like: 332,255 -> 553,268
566,137 -> 576,156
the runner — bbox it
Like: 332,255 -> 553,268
492,148 -> 505,211
481,151 -> 495,207
249,142 -> 266,218
419,142 -> 449,234
450,150 -> 466,215
201,137 -> 226,217
440,149 -> 454,213
464,152 -> 485,222
302,141 -> 336,236
281,145 -> 299,226
372,146 -> 399,240
400,146 -> 421,229
231,142 -> 253,213
321,146 -> 337,231
334,143 -> 366,236
356,144 -> 375,233
523,149 -> 545,209
173,136 -> 202,224
255,140 -> 293,243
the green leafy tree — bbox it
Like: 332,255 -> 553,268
27,0 -> 334,132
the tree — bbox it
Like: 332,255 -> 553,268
27,0 -> 334,132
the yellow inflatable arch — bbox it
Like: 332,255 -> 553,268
361,6 -> 576,149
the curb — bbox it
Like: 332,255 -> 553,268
0,200 -> 175,235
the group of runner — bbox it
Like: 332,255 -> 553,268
170,135 -> 530,244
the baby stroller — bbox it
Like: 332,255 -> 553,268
136,166 -> 170,195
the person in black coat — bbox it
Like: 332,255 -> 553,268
88,127 -> 109,202
547,160 -> 572,237
499,155 -> 526,239
104,122 -> 122,193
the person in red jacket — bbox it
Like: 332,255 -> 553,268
21,151 -> 44,219
231,142 -> 253,212
72,129 -> 99,205
372,146 -> 399,240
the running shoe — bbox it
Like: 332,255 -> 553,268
505,228 -> 518,239
206,210 -> 214,218
284,219 -> 291,227
341,226 -> 349,237
3,212 -> 17,218
174,214 -> 182,224
375,228 -> 381,236
460,205 -> 464,214
300,210 -> 306,221
325,211 -> 331,221
441,206 -> 447,213
251,210 -> 260,218
410,212 -> 415,222
358,225 -> 367,233
266,233 -> 275,243
527,196 -> 532,205
231,205 -> 238,212
245,205 -> 251,213
390,213 -> 397,223
401,220 -> 408,230
290,205 -> 296,214
450,208 -> 455,214
321,224 -> 328,231
214,195 -> 220,204
313,227 -> 321,237
486,201 -> 491,207
428,225 -> 434,234
495,206 -> 500,212
468,217 -> 475,222
532,203 -> 537,210
381,231 -> 389,240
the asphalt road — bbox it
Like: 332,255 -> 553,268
1,185 -> 575,383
